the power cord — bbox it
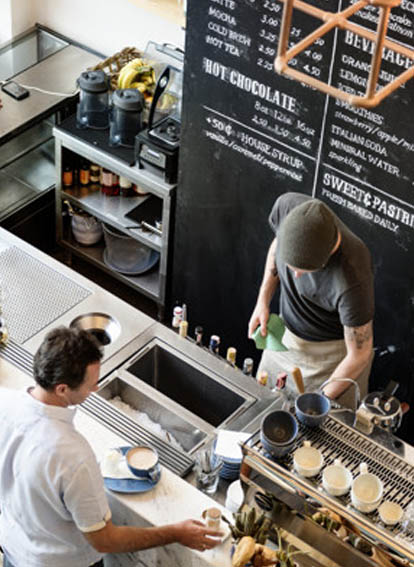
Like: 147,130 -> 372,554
19,83 -> 79,97
0,79 -> 78,97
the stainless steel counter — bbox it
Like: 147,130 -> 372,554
0,227 -> 154,369
0,45 -> 102,142
0,225 -> 279,478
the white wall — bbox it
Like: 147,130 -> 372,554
10,0 -> 35,38
33,0 -> 184,55
1,0 -> 184,54
0,0 -> 13,43
0,0 -> 34,43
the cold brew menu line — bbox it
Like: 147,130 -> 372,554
200,0 -> 414,239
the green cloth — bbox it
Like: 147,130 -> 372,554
253,314 -> 288,352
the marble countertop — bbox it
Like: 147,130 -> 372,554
0,358 -> 233,566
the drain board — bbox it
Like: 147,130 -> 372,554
82,394 -> 194,477
0,245 -> 91,344
0,339 -> 33,375
242,414 -> 414,562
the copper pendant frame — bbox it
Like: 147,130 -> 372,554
275,0 -> 414,107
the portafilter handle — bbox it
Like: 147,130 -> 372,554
319,377 -> 361,412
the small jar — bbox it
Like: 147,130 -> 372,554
209,335 -> 220,354
205,507 -> 221,530
80,161 -> 90,185
179,320 -> 188,338
226,347 -> 237,367
172,306 -> 183,330
119,176 -> 133,197
101,168 -> 113,195
111,174 -> 120,196
242,358 -> 254,376
90,164 -> 101,184
133,183 -> 150,196
257,370 -> 268,386
194,326 -> 203,345
62,165 -> 73,187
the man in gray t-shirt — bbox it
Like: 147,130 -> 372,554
248,192 -> 374,405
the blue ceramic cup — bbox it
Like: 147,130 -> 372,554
260,431 -> 295,457
126,446 -> 161,483
260,410 -> 298,457
295,392 -> 330,427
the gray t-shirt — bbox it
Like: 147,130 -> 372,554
269,193 -> 374,341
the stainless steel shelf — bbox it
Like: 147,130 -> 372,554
54,117 -> 175,308
54,126 -> 176,200
62,187 -> 162,252
60,237 -> 160,301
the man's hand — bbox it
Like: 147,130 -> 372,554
174,519 -> 223,551
84,518 -> 222,554
248,301 -> 270,338
248,238 -> 279,339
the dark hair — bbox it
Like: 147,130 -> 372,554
33,326 -> 103,391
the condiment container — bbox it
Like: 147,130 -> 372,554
204,507 -> 221,530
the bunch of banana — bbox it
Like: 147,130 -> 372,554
117,58 -> 155,94
230,506 -> 271,544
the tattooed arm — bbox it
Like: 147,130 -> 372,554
323,320 -> 373,400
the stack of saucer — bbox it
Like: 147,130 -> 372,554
214,431 -> 250,482
219,453 -> 242,481
213,441 -> 241,481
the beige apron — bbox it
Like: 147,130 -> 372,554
257,326 -> 373,409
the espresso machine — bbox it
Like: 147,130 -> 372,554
239,395 -> 414,567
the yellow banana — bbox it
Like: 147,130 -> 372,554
118,66 -> 131,88
120,68 -> 140,89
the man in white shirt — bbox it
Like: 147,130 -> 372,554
0,327 -> 221,567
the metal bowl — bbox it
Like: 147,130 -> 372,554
70,312 -> 121,346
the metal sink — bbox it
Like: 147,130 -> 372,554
125,340 -> 248,427
97,374 -> 207,453
97,337 -> 257,454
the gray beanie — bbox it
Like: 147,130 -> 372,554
278,199 -> 338,270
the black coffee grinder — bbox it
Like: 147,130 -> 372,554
135,66 -> 181,184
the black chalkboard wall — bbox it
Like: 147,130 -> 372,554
171,0 -> 414,436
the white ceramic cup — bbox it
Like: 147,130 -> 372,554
293,441 -> 324,477
322,459 -> 353,496
351,463 -> 383,513
378,501 -> 403,526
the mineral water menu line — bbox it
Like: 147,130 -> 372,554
200,0 -> 414,239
